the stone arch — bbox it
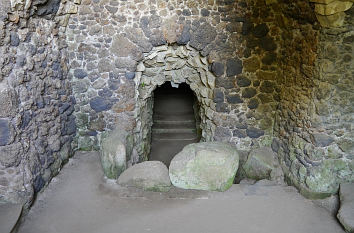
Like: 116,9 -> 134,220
133,45 -> 217,161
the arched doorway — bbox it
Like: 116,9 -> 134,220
133,45 -> 217,164
149,82 -> 201,166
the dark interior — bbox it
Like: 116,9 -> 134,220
149,82 -> 201,167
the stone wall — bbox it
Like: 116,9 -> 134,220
270,1 -> 354,198
0,0 -> 77,207
68,0 -> 353,198
0,0 -> 352,205
67,0 -> 279,162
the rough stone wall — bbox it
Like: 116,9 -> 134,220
68,0 -> 353,198
1,0 -> 349,205
68,0 -> 279,163
0,0 -> 77,206
268,1 -> 354,198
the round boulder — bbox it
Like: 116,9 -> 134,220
118,161 -> 171,192
169,142 -> 239,192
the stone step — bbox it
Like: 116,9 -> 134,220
0,203 -> 23,233
152,132 -> 199,141
154,110 -> 195,115
154,96 -> 195,115
153,121 -> 196,129
154,114 -> 196,122
154,119 -> 196,126
152,128 -> 197,134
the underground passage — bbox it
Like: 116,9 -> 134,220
149,82 -> 201,166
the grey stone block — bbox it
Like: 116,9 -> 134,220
0,119 -> 10,146
226,58 -> 243,77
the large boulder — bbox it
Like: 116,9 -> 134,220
242,147 -> 283,182
337,183 -> 354,233
100,128 -> 133,179
169,142 -> 239,192
118,161 -> 171,192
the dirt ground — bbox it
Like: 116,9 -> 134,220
18,152 -> 345,233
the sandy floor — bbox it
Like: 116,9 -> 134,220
18,152 -> 345,233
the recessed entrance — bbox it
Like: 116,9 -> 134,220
133,45 -> 217,164
149,82 -> 201,166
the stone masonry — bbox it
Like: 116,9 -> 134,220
0,0 -> 353,208
0,0 -> 78,207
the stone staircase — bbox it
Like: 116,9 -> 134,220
149,84 -> 199,167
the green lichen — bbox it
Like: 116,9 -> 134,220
78,136 -> 94,151
259,135 -> 274,147
220,174 -> 236,192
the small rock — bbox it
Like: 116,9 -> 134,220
216,102 -> 230,113
242,88 -> 257,98
312,133 -> 334,147
189,22 -> 217,50
248,98 -> 259,109
177,24 -> 191,45
111,34 -> 142,59
211,62 -> 225,77
337,183 -> 354,233
259,36 -> 277,51
233,129 -> 247,138
90,97 -> 113,112
169,142 -> 239,192
0,143 -> 21,167
10,33 -> 20,47
239,178 -> 256,185
201,9 -> 210,17
226,58 -> 243,77
242,147 -> 283,182
125,27 -> 153,53
213,89 -> 224,103
227,94 -> 243,104
115,57 -> 137,71
216,77 -> 234,89
125,72 -> 135,80
74,69 -> 88,79
0,119 -> 11,146
98,88 -> 113,98
72,79 -> 89,94
0,85 -> 18,118
100,128 -> 132,179
313,195 -> 339,216
35,0 -> 61,17
0,0 -> 10,20
236,76 -> 251,87
182,9 -> 191,16
98,59 -> 113,73
260,81 -> 275,93
246,127 -> 264,138
105,6 -> 118,14
242,21 -> 253,35
118,161 -> 171,192
262,52 -> 277,65
253,23 -> 269,38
